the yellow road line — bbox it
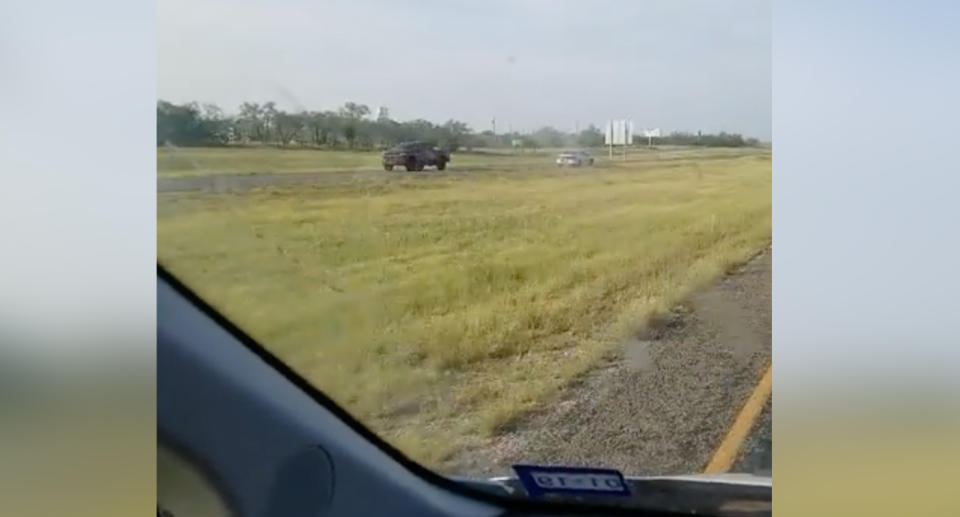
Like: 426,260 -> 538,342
703,362 -> 772,474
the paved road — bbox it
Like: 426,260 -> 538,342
733,399 -> 772,476
158,165 -> 540,193
157,166 -> 608,193
448,249 -> 772,478
158,169 -> 386,193
158,150 -> 768,194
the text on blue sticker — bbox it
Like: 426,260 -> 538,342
511,464 -> 631,497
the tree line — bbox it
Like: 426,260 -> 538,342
157,100 -> 761,150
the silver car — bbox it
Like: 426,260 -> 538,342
556,150 -> 595,167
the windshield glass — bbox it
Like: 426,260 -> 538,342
158,0 -> 771,487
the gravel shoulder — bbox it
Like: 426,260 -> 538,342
449,249 -> 772,477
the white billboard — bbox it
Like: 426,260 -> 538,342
604,120 -> 633,145
642,128 -> 661,138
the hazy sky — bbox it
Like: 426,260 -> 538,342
159,0 -> 770,139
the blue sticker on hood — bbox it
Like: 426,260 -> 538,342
511,464 -> 631,498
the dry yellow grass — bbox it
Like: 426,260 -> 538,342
158,151 -> 771,468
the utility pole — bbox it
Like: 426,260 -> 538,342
607,120 -> 613,159
492,117 -> 496,134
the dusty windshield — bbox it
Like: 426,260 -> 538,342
158,0 -> 771,481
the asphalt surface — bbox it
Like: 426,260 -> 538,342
157,150 -> 767,194
157,166 -> 615,193
732,398 -> 772,476
158,166 -> 534,193
449,249 -> 772,478
158,169 -> 385,193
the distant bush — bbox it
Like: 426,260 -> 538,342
637,131 -> 759,148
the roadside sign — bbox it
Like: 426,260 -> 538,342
604,120 -> 633,146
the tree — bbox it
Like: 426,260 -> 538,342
200,103 -> 230,144
273,111 -> 305,146
398,119 -> 437,144
305,111 -> 330,146
156,100 -> 225,146
237,102 -> 266,143
319,111 -> 343,146
339,102 -> 371,120
438,120 -> 471,151
576,125 -> 604,148
365,118 -> 398,148
157,101 -> 193,145
520,135 -> 540,151
473,130 -> 501,148
261,102 -> 279,144
531,126 -> 567,148
159,97 -> 764,150
344,124 -> 357,148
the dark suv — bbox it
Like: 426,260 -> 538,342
382,141 -> 450,171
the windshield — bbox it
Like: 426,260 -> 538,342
158,0 -> 771,493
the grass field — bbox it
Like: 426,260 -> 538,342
158,150 -> 771,469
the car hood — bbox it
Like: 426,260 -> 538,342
453,472 -> 771,517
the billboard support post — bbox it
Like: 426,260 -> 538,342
642,128 -> 661,148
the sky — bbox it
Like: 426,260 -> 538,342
158,0 -> 770,139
